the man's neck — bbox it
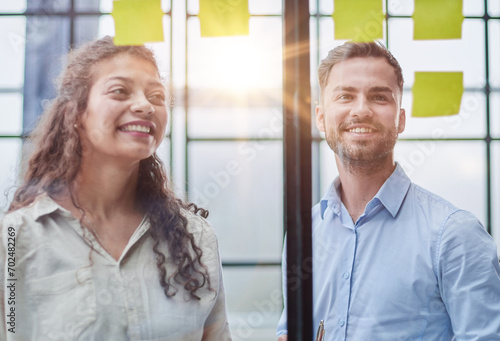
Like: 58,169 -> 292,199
336,155 -> 396,223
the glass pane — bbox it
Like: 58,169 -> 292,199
170,107 -> 186,197
395,141 -> 487,224
156,138 -> 171,174
491,92 -> 500,138
0,0 -> 26,12
26,0 -> 70,12
224,266 -> 282,341
463,0 -> 485,16
388,0 -> 413,16
188,107 -> 282,139
492,142 -> 500,257
74,16 -> 101,46
249,0 -> 281,15
97,15 -> 115,37
489,20 -> 500,88
0,93 -> 23,135
388,0 -> 484,16
187,17 -> 282,90
318,139 -> 339,199
489,0 -> 500,16
388,18 -> 485,88
0,17 -> 26,88
400,90 -> 487,138
75,0 -> 100,12
0,139 -> 22,215
188,141 -> 283,262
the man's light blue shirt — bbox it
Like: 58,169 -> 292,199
277,164 -> 500,340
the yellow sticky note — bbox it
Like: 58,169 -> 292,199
412,72 -> 463,117
112,0 -> 164,45
199,0 -> 250,37
332,0 -> 384,42
413,0 -> 464,40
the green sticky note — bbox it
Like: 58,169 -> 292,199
412,72 -> 463,117
413,0 -> 464,40
111,0 -> 164,45
332,0 -> 384,42
199,0 -> 250,37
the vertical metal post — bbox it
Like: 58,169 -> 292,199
283,0 -> 313,340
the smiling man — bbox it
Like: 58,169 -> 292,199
276,42 -> 500,340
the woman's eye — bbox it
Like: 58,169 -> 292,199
149,94 -> 165,103
111,88 -> 126,95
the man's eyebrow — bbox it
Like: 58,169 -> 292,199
332,86 -> 358,92
368,86 -> 393,93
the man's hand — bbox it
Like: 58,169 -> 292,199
277,335 -> 288,341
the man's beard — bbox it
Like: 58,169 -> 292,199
324,119 -> 399,170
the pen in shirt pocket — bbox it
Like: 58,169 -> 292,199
315,320 -> 325,341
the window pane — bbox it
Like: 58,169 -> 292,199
492,142 -> 500,257
489,0 -> 500,16
395,141 -> 487,224
0,93 -> 23,135
249,0 -> 281,15
224,266 -> 282,341
0,0 -> 26,12
388,18 -> 485,88
318,140 -> 339,198
492,92 -> 500,138
188,141 -> 283,262
188,107 -> 282,139
187,17 -> 282,90
0,139 -> 22,214
400,90 -> 486,138
489,20 -> 500,88
0,17 -> 26,88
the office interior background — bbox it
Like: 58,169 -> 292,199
1,0 -> 499,339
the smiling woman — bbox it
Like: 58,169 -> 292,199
0,36 -> 231,340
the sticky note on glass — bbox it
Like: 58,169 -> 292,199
332,0 -> 384,42
412,72 -> 463,117
112,0 -> 164,45
413,0 -> 464,40
199,0 -> 250,37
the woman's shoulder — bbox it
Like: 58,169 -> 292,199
179,207 -> 218,246
1,194 -> 61,231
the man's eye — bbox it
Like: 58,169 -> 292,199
373,95 -> 387,101
338,94 -> 352,100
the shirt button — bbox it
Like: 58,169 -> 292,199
339,319 -> 345,326
343,272 -> 350,279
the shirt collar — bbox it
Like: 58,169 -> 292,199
320,163 -> 411,219
30,193 -> 66,220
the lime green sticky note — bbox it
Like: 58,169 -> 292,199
412,72 -> 463,117
111,0 -> 164,45
413,0 -> 464,40
332,0 -> 384,42
199,0 -> 250,37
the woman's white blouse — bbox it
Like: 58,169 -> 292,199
0,195 -> 231,340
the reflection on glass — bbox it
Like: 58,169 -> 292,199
224,267 -> 282,341
388,18 -> 485,88
0,139 -> 22,214
491,142 -> 500,257
188,141 -> 283,262
395,141 -> 486,224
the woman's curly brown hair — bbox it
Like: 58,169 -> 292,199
9,36 -> 211,300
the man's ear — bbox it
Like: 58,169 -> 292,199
397,108 -> 406,134
316,105 -> 326,133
